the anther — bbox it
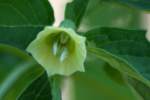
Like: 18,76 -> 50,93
52,33 -> 70,62
52,42 -> 58,56
59,48 -> 68,62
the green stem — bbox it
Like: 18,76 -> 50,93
49,75 -> 62,100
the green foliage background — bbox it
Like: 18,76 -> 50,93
0,0 -> 150,100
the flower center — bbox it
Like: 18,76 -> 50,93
52,32 -> 70,62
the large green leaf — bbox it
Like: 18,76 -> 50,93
78,0 -> 142,32
85,27 -> 150,87
0,44 -> 44,99
0,44 -> 31,84
0,61 -> 45,100
0,0 -> 54,25
71,54 -> 142,100
0,26 -> 43,50
65,0 -> 90,28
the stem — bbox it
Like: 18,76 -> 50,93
49,75 -> 62,100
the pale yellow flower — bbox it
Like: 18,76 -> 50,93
27,26 -> 86,76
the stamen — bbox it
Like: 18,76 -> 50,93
52,33 -> 70,62
52,42 -> 58,55
60,48 -> 68,62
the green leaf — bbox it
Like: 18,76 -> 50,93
0,26 -> 43,50
85,27 -> 150,88
116,0 -> 150,11
0,0 -> 54,25
19,75 -> 62,100
78,0 -> 142,32
128,77 -> 150,100
65,0 -> 90,28
18,72 -> 52,100
72,54 -> 142,100
0,44 -> 46,100
0,61 -> 45,100
0,44 -> 31,84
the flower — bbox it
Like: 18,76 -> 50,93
26,26 -> 86,76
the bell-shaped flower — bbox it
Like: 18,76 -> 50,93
26,26 -> 86,76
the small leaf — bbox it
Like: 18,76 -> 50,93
0,0 -> 54,25
0,26 -> 43,50
85,27 -> 150,88
65,0 -> 90,27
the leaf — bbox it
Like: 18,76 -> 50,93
65,0 -> 90,28
0,26 -> 43,50
0,44 -> 31,84
0,44 -> 45,100
0,61 -> 45,100
71,54 -> 142,100
85,27 -> 150,88
18,72 -> 52,100
78,0 -> 142,32
18,74 -> 62,100
128,77 -> 150,100
0,0 -> 54,25
116,0 -> 150,11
